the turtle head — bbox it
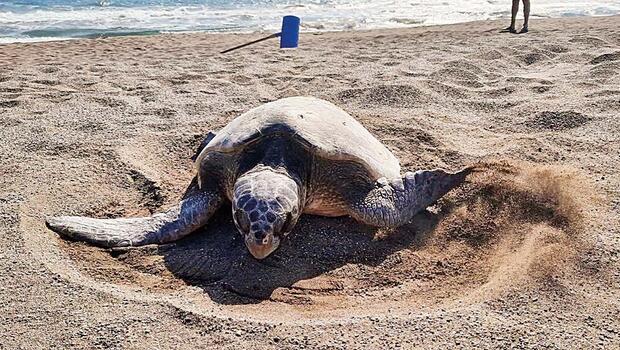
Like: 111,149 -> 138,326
232,166 -> 302,259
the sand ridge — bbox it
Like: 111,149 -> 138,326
1,15 -> 620,349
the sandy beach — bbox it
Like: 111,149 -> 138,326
1,15 -> 619,349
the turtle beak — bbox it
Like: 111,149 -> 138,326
244,234 -> 280,260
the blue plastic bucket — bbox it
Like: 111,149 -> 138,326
280,15 -> 300,48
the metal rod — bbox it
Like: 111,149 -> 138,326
220,33 -> 281,54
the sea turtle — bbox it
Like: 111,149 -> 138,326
47,96 -> 472,259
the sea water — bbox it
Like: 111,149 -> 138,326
1,0 -> 619,43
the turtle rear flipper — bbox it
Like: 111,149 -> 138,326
349,167 -> 474,227
46,188 -> 223,248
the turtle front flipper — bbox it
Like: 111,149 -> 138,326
46,186 -> 223,248
349,167 -> 475,227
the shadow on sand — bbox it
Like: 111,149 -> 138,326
155,206 -> 442,305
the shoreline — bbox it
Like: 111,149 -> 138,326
1,13 -> 619,45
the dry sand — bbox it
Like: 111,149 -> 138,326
1,15 -> 619,349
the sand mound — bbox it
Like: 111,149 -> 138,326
28,159 -> 597,319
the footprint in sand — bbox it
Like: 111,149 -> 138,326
590,52 -> 620,65
91,96 -> 128,108
0,87 -> 23,93
39,66 -> 59,73
520,52 -> 550,66
33,79 -> 60,86
542,44 -> 570,54
337,84 -> 427,108
531,85 -> 552,93
0,100 -> 20,108
524,111 -> 591,131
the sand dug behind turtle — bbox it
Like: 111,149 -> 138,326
35,158 -> 600,316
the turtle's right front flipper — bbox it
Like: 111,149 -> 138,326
46,186 -> 223,248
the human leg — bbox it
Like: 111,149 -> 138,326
521,0 -> 530,32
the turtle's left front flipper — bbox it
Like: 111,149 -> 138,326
46,186 -> 223,248
350,167 -> 474,228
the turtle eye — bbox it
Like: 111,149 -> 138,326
233,210 -> 250,232
281,212 -> 295,235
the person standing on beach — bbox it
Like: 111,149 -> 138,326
507,0 -> 530,33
